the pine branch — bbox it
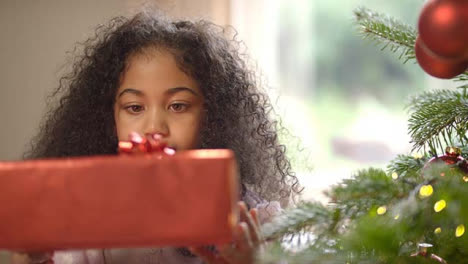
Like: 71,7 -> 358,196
261,202 -> 332,241
407,90 -> 468,153
387,154 -> 428,184
259,162 -> 468,263
259,241 -> 348,264
455,73 -> 468,89
353,6 -> 417,63
326,168 -> 406,219
260,169 -> 410,249
342,166 -> 468,263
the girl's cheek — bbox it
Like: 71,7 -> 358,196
115,111 -> 136,141
120,118 -> 139,135
184,117 -> 204,149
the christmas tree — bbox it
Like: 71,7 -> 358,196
259,2 -> 468,263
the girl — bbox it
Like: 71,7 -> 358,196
14,10 -> 300,264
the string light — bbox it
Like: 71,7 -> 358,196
377,206 -> 387,215
456,225 -> 465,237
434,200 -> 446,212
419,185 -> 433,198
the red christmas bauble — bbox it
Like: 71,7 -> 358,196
410,243 -> 447,264
415,37 -> 468,79
418,0 -> 468,59
427,147 -> 465,166
422,147 -> 468,177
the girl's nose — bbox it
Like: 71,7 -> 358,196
143,112 -> 169,137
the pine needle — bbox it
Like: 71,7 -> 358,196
387,154 -> 427,183
261,202 -> 332,241
407,90 -> 468,153
353,6 -> 417,63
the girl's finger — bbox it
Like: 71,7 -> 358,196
239,202 -> 261,244
189,246 -> 228,264
11,251 -> 54,264
249,208 -> 264,242
234,222 -> 253,252
250,208 -> 260,227
217,244 -> 237,261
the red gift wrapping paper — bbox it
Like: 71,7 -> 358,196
0,149 -> 239,251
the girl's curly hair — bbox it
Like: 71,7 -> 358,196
24,11 -> 300,207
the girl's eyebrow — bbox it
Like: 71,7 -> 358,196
118,87 -> 199,98
118,88 -> 143,98
166,87 -> 199,97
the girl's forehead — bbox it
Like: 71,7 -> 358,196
124,48 -> 177,74
118,49 -> 201,96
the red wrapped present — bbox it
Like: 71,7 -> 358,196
0,149 -> 239,251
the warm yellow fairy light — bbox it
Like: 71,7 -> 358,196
394,214 -> 400,220
456,225 -> 465,237
419,185 -> 433,198
434,227 -> 442,234
412,153 -> 423,159
463,176 -> 468,182
377,206 -> 387,215
434,200 -> 446,212
391,172 -> 398,179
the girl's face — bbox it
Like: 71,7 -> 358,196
114,49 -> 205,151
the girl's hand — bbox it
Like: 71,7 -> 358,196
190,201 -> 264,264
10,251 -> 54,264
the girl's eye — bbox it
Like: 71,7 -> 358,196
125,105 -> 144,114
169,103 -> 188,113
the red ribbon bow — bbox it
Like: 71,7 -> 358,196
118,132 -> 175,156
